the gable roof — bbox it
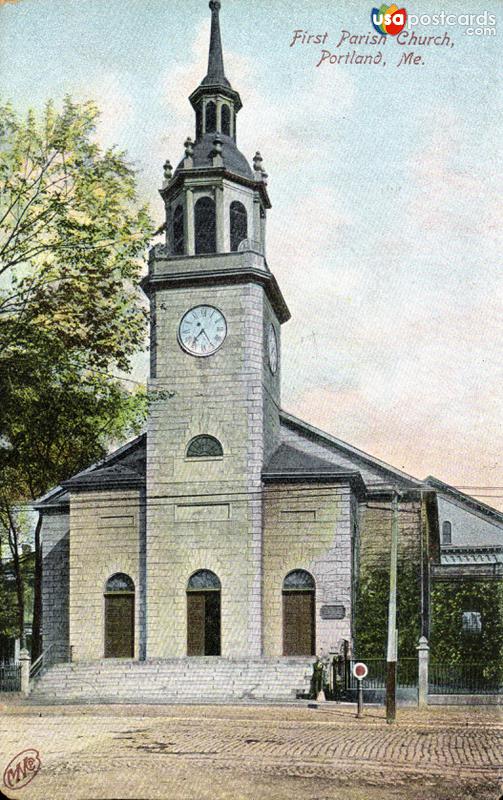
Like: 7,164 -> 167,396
263,443 -> 366,493
279,410 -> 424,491
35,434 -> 146,508
425,475 -> 503,526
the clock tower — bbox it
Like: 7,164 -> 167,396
143,0 -> 290,658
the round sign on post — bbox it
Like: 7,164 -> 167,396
353,662 -> 367,719
353,662 -> 368,681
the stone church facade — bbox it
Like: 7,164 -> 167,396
36,2 -> 502,677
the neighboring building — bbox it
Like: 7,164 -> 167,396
426,477 -> 503,664
35,2 -> 502,684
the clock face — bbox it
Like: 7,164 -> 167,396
178,305 -> 227,357
268,324 -> 278,374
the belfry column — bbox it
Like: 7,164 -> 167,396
215,185 -> 224,252
186,189 -> 195,255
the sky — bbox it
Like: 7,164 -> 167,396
1,0 -> 502,509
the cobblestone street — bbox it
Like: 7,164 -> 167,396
1,702 -> 502,799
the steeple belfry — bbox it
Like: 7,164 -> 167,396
155,0 -> 277,265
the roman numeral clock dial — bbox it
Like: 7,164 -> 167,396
178,305 -> 227,357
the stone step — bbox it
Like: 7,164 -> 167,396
30,657 -> 313,703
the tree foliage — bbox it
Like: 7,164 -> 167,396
0,97 -> 154,646
430,580 -> 503,668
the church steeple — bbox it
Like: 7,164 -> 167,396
157,0 -> 274,261
189,1 -> 242,142
202,1 -> 230,89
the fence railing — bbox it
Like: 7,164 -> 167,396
429,663 -> 502,695
0,664 -> 21,692
345,658 -> 418,690
30,641 -> 70,682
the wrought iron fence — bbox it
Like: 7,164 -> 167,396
429,663 -> 502,695
0,664 -> 21,692
345,658 -> 418,690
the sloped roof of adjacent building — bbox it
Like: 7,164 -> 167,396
425,475 -> 503,526
278,410 -> 425,492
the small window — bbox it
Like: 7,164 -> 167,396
205,101 -> 217,133
105,573 -> 134,593
187,435 -> 223,458
221,104 -> 231,136
230,201 -> 247,252
462,611 -> 482,635
195,196 -> 216,254
283,570 -> 315,591
442,520 -> 452,545
173,204 -> 184,255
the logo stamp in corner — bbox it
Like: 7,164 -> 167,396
2,750 -> 41,792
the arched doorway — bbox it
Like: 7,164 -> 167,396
187,570 -> 221,656
282,570 -> 315,656
104,573 -> 135,658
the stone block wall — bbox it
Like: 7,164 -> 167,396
146,279 -> 282,658
68,489 -> 141,661
41,510 -> 70,657
263,482 -> 354,656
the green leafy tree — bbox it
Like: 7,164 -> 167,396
0,97 -> 154,656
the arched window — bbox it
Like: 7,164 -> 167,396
104,573 -> 134,658
195,197 -> 216,254
221,104 -> 231,136
173,204 -> 184,255
230,201 -> 247,252
442,521 -> 452,545
187,570 -> 221,655
205,101 -> 216,133
187,435 -> 223,458
282,570 -> 315,656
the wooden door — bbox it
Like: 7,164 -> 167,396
104,594 -> 134,658
204,591 -> 221,656
283,591 -> 315,656
187,592 -> 206,655
187,591 -> 221,656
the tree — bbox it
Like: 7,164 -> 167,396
0,97 -> 154,656
0,96 -> 152,366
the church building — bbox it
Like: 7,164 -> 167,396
35,1 -> 502,694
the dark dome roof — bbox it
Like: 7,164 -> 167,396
175,133 -> 253,181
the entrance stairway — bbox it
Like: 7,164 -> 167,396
29,657 -> 314,704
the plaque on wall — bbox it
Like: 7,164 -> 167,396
320,605 -> 346,620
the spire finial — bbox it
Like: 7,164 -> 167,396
202,0 -> 230,88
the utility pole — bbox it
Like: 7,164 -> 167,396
386,491 -> 399,723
